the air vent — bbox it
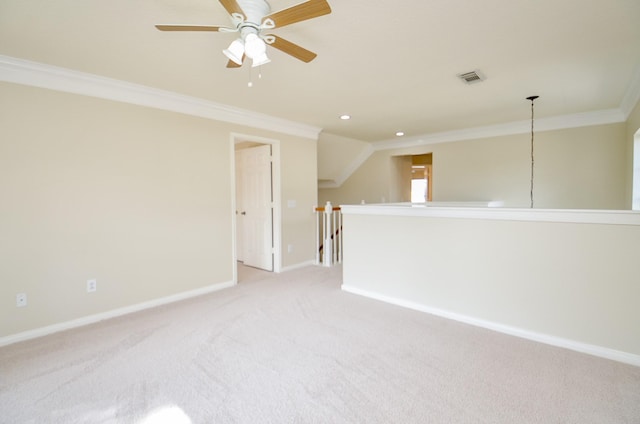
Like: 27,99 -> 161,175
457,70 -> 485,84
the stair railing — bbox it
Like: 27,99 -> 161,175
315,201 -> 342,266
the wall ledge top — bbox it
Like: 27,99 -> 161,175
340,203 -> 640,226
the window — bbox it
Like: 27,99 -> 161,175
411,177 -> 427,202
633,131 -> 640,210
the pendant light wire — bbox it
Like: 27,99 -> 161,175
527,96 -> 539,208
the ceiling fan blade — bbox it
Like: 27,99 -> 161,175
155,25 -> 224,32
226,55 -> 245,68
263,0 -> 331,28
218,0 -> 245,17
267,35 -> 317,63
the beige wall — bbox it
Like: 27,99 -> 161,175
317,132 -> 370,183
0,82 -> 317,338
342,209 -> 640,360
279,136 -> 318,267
320,123 -> 630,209
319,150 -> 394,206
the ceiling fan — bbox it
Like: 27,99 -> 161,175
155,0 -> 331,68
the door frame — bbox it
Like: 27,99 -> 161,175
230,133 -> 282,283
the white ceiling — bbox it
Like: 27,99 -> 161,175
1,0 -> 639,142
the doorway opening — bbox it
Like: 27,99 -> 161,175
411,154 -> 433,202
232,135 -> 282,283
393,153 -> 433,202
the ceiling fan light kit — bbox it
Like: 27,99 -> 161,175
223,38 -> 245,65
244,33 -> 270,66
155,0 -> 331,68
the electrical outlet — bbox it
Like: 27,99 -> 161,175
16,293 -> 27,307
287,244 -> 294,253
87,279 -> 97,293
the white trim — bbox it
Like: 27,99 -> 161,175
340,203 -> 640,226
279,260 -> 315,273
230,137 -> 239,284
0,280 -> 236,348
0,54 -> 321,140
621,64 -> 640,119
633,131 -> 640,211
372,109 -> 626,151
231,133 -> 282,273
342,284 -> 640,367
317,180 -> 340,189
271,142 -> 283,273
323,107 -> 629,189
318,144 -> 375,189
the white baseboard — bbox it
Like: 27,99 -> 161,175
341,284 -> 640,368
279,260 -> 316,273
0,280 -> 236,347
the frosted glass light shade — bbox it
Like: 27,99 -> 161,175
223,38 -> 244,65
251,52 -> 270,67
244,33 -> 266,59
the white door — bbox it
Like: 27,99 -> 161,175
239,144 -> 273,271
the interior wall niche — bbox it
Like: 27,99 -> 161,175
392,153 -> 433,202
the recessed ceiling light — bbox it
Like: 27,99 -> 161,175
396,131 -> 405,137
340,114 -> 351,120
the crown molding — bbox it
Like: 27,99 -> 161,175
372,108 -> 627,151
325,107 -> 627,189
621,64 -> 640,119
373,63 -> 640,151
318,179 -> 339,189
324,65 -> 640,188
318,143 -> 374,189
0,55 -> 321,140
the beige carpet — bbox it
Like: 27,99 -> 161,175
1,264 -> 639,423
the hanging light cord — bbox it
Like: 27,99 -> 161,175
527,96 -> 539,208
